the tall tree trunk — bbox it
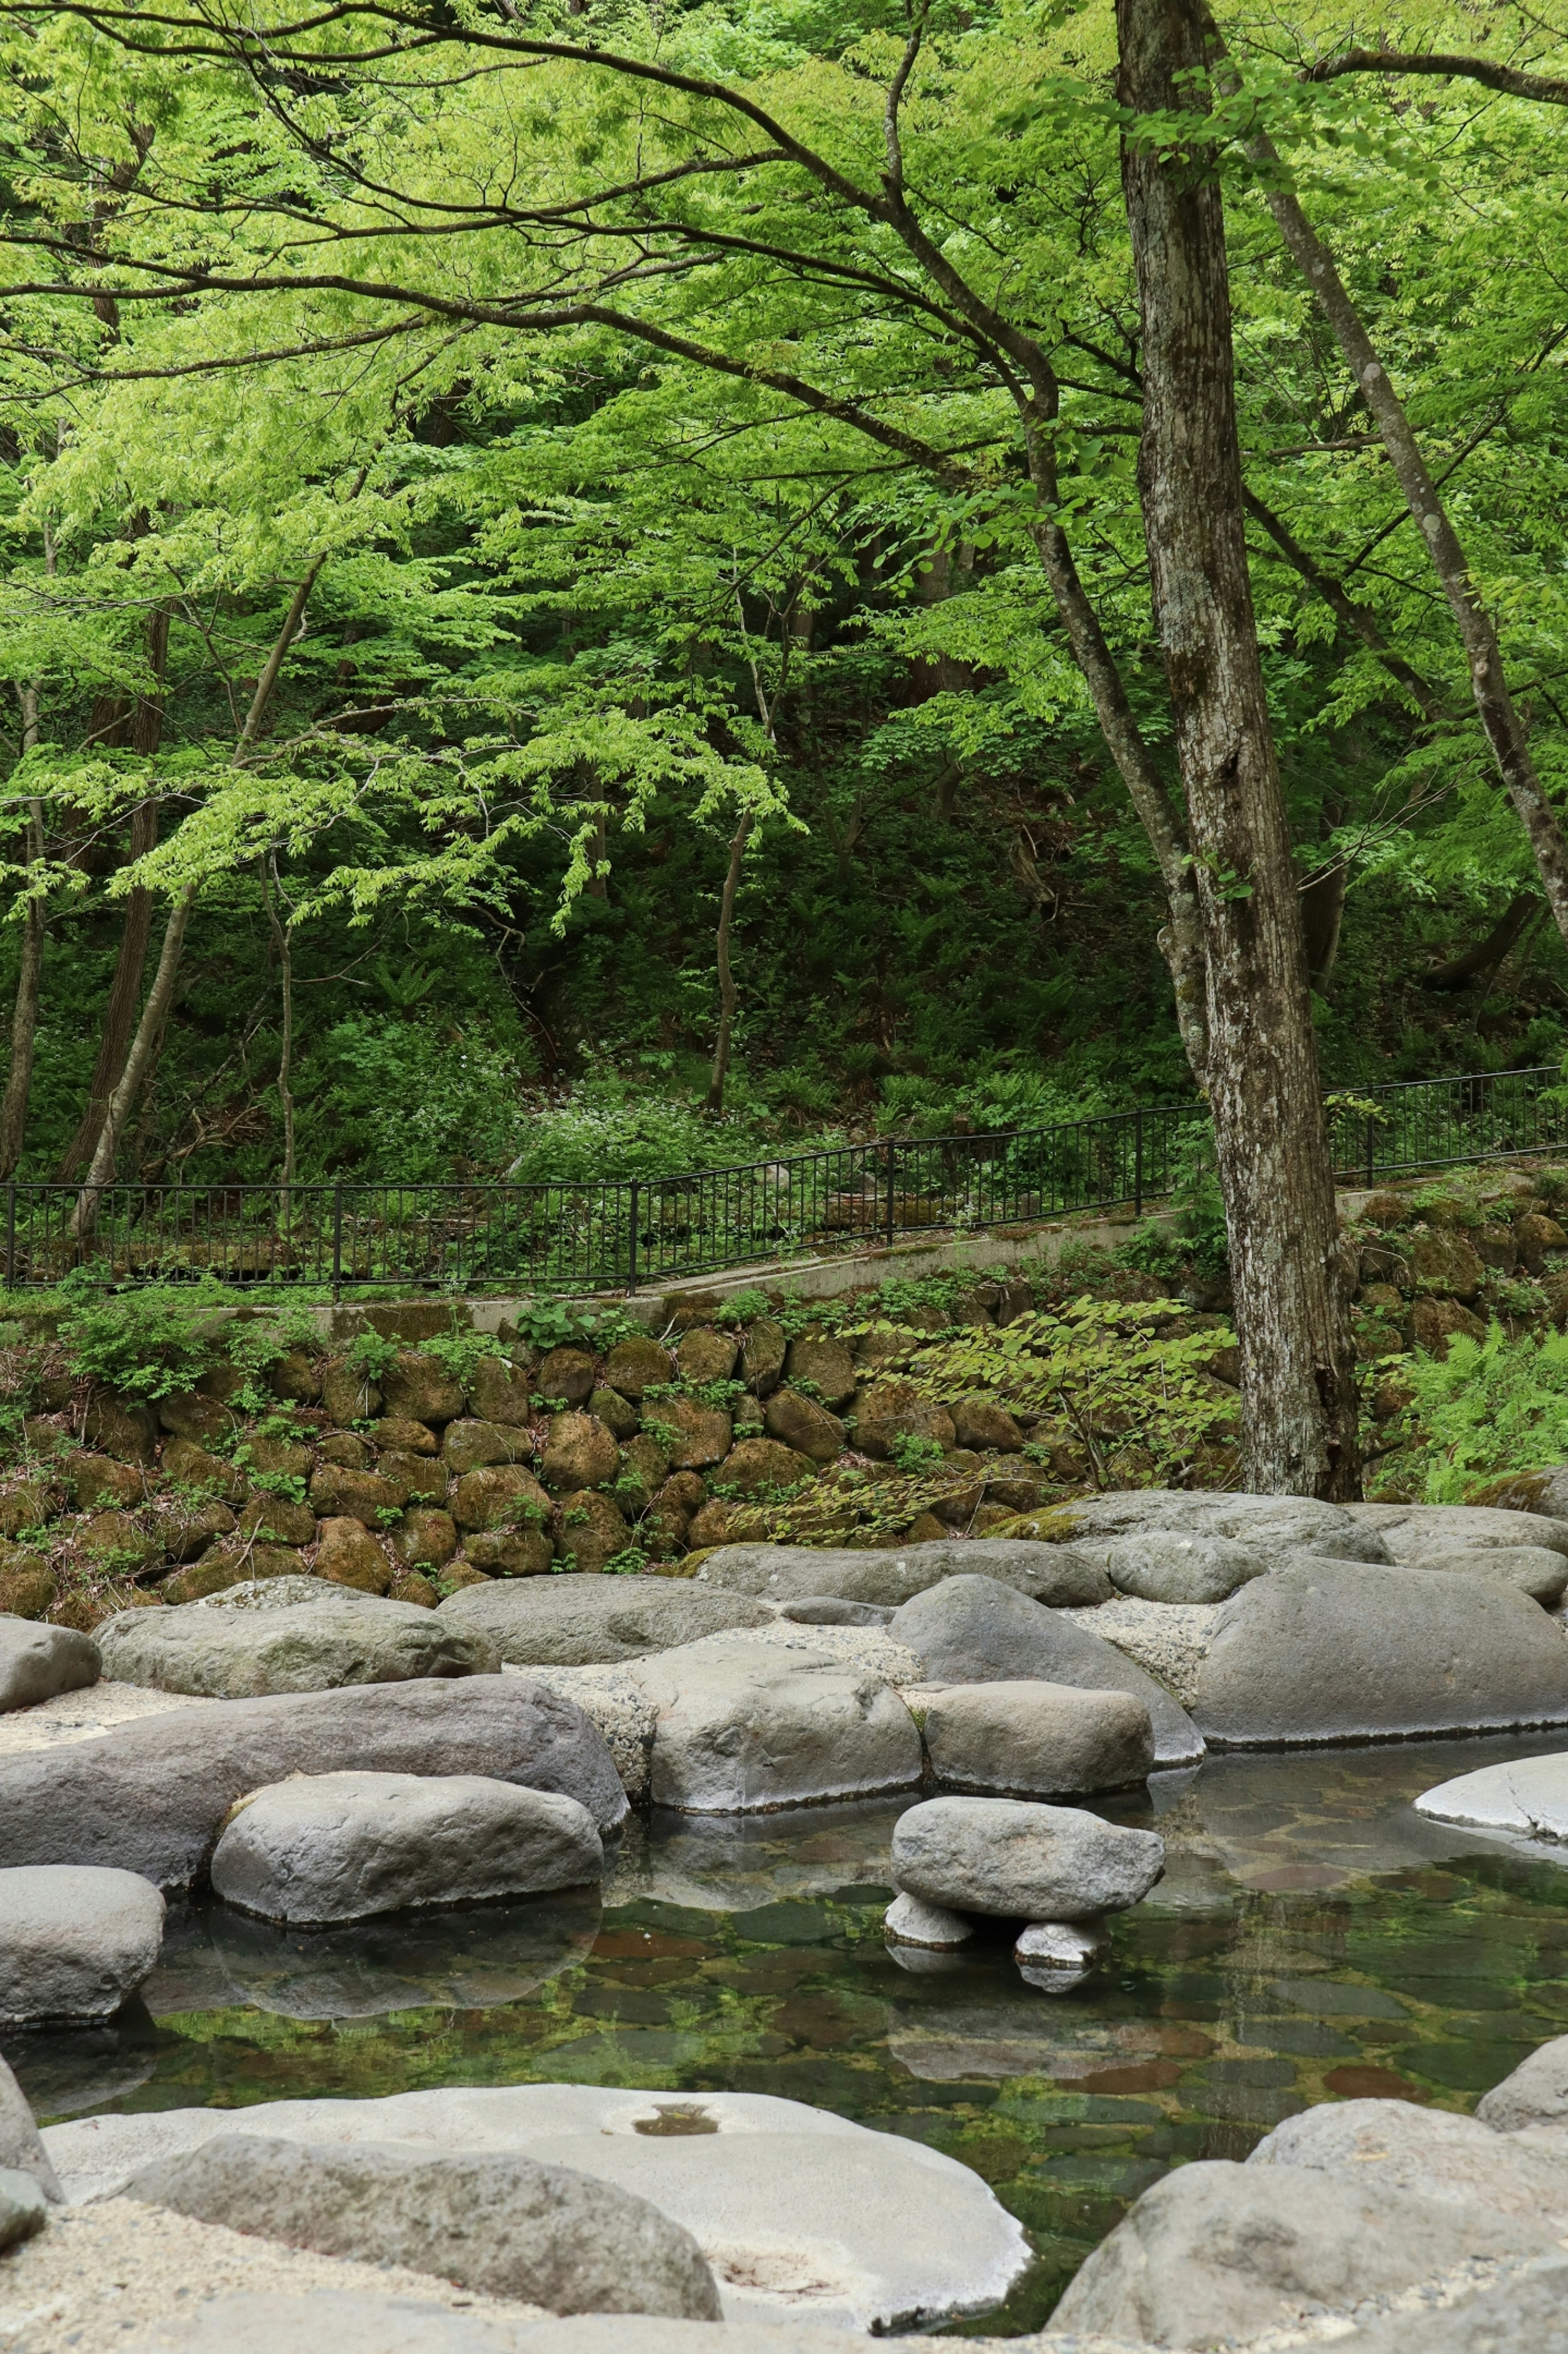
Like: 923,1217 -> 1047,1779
0,691 -> 45,1180
262,852 -> 297,1190
1240,118 -> 1568,948
56,604 -> 172,1179
1118,0 -> 1360,1498
706,814 -> 752,1112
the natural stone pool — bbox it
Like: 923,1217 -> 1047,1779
9,1730 -> 1568,2335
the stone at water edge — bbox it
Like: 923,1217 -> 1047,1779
0,2167 -> 47,2252
1479,2033 -> 1568,2131
211,1771 -> 602,1926
1192,1558 -> 1568,1745
437,1575 -> 773,1666
0,1616 -> 99,1713
883,1891 -> 973,1949
921,1679 -> 1154,1799
0,1864 -> 165,2026
629,1637 -> 922,1812
1049,2158 -> 1555,2347
124,2134 -> 723,2320
1414,1752 -> 1568,1845
1247,2098 -> 1568,2227
0,2052 -> 62,2202
1014,1918 -> 1110,1979
96,1594 -> 499,1700
0,1677 -> 627,1891
891,1795 -> 1164,1920
41,2083 -> 1032,2334
889,1575 -> 1204,1767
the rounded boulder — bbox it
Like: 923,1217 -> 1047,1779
210,1770 -> 604,1926
891,1794 -> 1164,1920
922,1679 -> 1154,1799
0,1863 -> 165,2025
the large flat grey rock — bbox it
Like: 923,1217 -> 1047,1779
628,1637 -> 921,1812
125,2291 -> 541,2354
438,1576 -> 772,1665
1037,1490 -> 1392,1566
1193,1558 -> 1568,1745
1414,1751 -> 1568,1845
1406,1546 -> 1568,1604
890,1576 -> 1204,1766
0,2051 -> 62,2201
0,1679 -> 627,1891
0,1864 -> 164,2025
126,2133 -> 721,2318
695,1542 -> 1109,1608
921,1681 -> 1153,1798
891,1795 -> 1164,1919
1343,2257 -> 1568,2354
1249,2097 -> 1568,2226
1050,2156 -> 1555,2346
211,1771 -> 603,1924
46,2084 -> 1030,2332
0,1617 -> 99,1714
1478,2033 -> 1568,2131
97,1594 -> 498,1699
1347,1500 -> 1568,1561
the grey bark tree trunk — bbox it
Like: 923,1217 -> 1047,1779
706,813 -> 752,1113
0,691 -> 46,1180
1118,0 -> 1361,1498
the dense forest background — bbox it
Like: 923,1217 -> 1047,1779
2,0 -> 1566,1194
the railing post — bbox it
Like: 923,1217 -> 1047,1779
4,1182 -> 14,1290
1133,1108 -> 1144,1218
884,1140 -> 896,1248
627,1179 -> 640,1296
331,1179 -> 344,1299
1365,1114 -> 1376,1190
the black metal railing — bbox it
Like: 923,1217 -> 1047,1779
4,1063 -> 1564,1295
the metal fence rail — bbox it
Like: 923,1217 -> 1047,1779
4,1063 -> 1565,1295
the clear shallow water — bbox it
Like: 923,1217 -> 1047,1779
9,1731 -> 1568,2333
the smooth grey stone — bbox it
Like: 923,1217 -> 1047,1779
0,1616 -> 99,1714
695,1541 -> 1110,1609
0,1679 -> 626,1892
1250,2097 -> 1568,2226
1040,1489 -> 1393,1566
890,1576 -> 1204,1766
1193,1558 -> 1568,1746
1096,1531 -> 1267,1605
1404,1545 -> 1568,1604
1415,1752 -> 1568,1845
438,1574 -> 772,1665
52,2084 -> 1029,2332
628,1638 -> 921,1812
124,2289 -> 540,2354
0,2164 -> 47,2251
884,1892 -> 973,1948
191,1577 -> 344,1610
1343,2258 -> 1568,2354
0,1864 -> 164,2025
891,1795 -> 1164,1919
0,2052 -> 62,2201
1478,2033 -> 1568,2131
921,1679 -> 1153,1797
780,1597 -> 895,1626
1348,1499 -> 1568,1561
1050,2157 -> 1555,2345
211,1770 -> 603,1926
1014,1918 -> 1108,1973
97,1594 -> 499,1699
124,2133 -> 722,2319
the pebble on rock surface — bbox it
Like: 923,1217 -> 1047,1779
883,1892 -> 974,1949
891,1796 -> 1165,1921
210,1772 -> 604,1926
0,1864 -> 165,2026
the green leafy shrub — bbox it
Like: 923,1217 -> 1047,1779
1400,1322 -> 1568,1501
891,1430 -> 946,1472
58,1286 -> 218,1401
422,1328 -> 501,1386
347,1331 -> 400,1379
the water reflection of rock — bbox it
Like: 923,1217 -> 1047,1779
1128,1729 -> 1568,1901
606,1801 -> 904,1913
143,1890 -> 602,2021
2,1996 -> 160,2119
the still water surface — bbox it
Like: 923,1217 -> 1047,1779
11,1731 -> 1568,2332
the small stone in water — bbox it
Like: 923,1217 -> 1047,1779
884,1891 -> 974,1949
1015,1917 -> 1109,1993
